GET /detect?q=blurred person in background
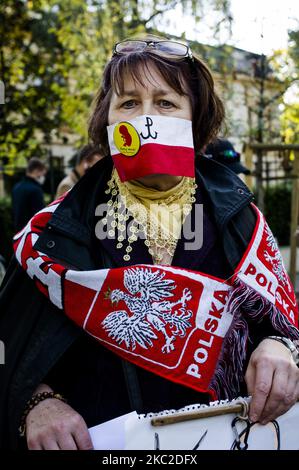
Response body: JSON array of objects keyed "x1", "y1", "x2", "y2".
[
  {"x1": 12, "y1": 157, "x2": 47, "y2": 233},
  {"x1": 55, "y1": 144, "x2": 104, "y2": 198},
  {"x1": 205, "y1": 138, "x2": 251, "y2": 175}
]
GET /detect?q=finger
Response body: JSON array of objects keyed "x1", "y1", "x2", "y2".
[
  {"x1": 295, "y1": 380, "x2": 299, "y2": 402},
  {"x1": 58, "y1": 434, "x2": 78, "y2": 450},
  {"x1": 249, "y1": 360, "x2": 274, "y2": 422},
  {"x1": 261, "y1": 367, "x2": 298, "y2": 423},
  {"x1": 245, "y1": 362, "x2": 256, "y2": 396},
  {"x1": 259, "y1": 365, "x2": 289, "y2": 424},
  {"x1": 40, "y1": 438, "x2": 60, "y2": 450},
  {"x1": 27, "y1": 437, "x2": 43, "y2": 450},
  {"x1": 73, "y1": 422, "x2": 94, "y2": 450}
]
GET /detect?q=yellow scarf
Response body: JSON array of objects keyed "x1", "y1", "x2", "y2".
[{"x1": 110, "y1": 169, "x2": 197, "y2": 264}]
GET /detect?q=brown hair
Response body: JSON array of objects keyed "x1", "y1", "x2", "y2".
[
  {"x1": 89, "y1": 37, "x2": 225, "y2": 155},
  {"x1": 76, "y1": 144, "x2": 102, "y2": 165},
  {"x1": 26, "y1": 157, "x2": 47, "y2": 173}
]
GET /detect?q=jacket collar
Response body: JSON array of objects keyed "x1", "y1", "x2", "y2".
[
  {"x1": 195, "y1": 156, "x2": 253, "y2": 229},
  {"x1": 24, "y1": 175, "x2": 40, "y2": 186}
]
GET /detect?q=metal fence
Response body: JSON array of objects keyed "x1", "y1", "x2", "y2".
[{"x1": 243, "y1": 144, "x2": 299, "y2": 287}]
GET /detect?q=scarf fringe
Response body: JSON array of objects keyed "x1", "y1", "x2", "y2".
[{"x1": 209, "y1": 280, "x2": 299, "y2": 400}]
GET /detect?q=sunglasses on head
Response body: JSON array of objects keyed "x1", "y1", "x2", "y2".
[{"x1": 113, "y1": 39, "x2": 193, "y2": 61}]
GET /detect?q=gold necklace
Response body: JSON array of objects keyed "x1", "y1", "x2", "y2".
[{"x1": 101, "y1": 170, "x2": 197, "y2": 263}]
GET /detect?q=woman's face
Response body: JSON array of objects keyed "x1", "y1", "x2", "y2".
[
  {"x1": 108, "y1": 63, "x2": 192, "y2": 125},
  {"x1": 108, "y1": 63, "x2": 192, "y2": 190}
]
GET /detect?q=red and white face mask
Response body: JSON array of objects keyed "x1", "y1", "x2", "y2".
[{"x1": 107, "y1": 115, "x2": 195, "y2": 182}]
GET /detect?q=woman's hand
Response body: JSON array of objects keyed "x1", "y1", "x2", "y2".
[
  {"x1": 245, "y1": 338, "x2": 299, "y2": 424},
  {"x1": 25, "y1": 384, "x2": 94, "y2": 450}
]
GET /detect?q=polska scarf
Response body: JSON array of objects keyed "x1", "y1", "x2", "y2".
[{"x1": 13, "y1": 198, "x2": 299, "y2": 400}]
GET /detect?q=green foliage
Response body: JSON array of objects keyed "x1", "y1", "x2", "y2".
[
  {"x1": 0, "y1": 0, "x2": 232, "y2": 171},
  {"x1": 0, "y1": 1, "x2": 66, "y2": 170},
  {"x1": 49, "y1": 0, "x2": 231, "y2": 143},
  {"x1": 279, "y1": 28, "x2": 299, "y2": 144},
  {"x1": 281, "y1": 102, "x2": 299, "y2": 144}
]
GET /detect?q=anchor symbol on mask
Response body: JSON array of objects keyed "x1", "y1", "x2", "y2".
[{"x1": 140, "y1": 117, "x2": 158, "y2": 140}]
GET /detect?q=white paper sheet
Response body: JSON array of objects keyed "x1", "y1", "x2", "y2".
[
  {"x1": 88, "y1": 411, "x2": 138, "y2": 450},
  {"x1": 89, "y1": 401, "x2": 299, "y2": 450}
]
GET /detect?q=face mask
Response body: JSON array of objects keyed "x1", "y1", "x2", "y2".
[
  {"x1": 107, "y1": 115, "x2": 195, "y2": 182},
  {"x1": 36, "y1": 175, "x2": 46, "y2": 185}
]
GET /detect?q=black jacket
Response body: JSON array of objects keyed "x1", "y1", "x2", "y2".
[
  {"x1": 12, "y1": 176, "x2": 45, "y2": 232},
  {"x1": 0, "y1": 156, "x2": 260, "y2": 448}
]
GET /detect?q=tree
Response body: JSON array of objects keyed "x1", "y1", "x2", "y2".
[
  {"x1": 48, "y1": 0, "x2": 232, "y2": 142},
  {"x1": 0, "y1": 0, "x2": 66, "y2": 172},
  {"x1": 0, "y1": 0, "x2": 232, "y2": 171},
  {"x1": 281, "y1": 102, "x2": 299, "y2": 144},
  {"x1": 279, "y1": 28, "x2": 299, "y2": 144}
]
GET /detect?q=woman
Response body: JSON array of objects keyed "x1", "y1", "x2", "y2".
[{"x1": 0, "y1": 36, "x2": 299, "y2": 450}]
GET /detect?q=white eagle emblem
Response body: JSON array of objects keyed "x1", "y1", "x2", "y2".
[{"x1": 102, "y1": 267, "x2": 193, "y2": 354}]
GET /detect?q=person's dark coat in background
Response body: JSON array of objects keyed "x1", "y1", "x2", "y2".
[{"x1": 12, "y1": 176, "x2": 45, "y2": 232}]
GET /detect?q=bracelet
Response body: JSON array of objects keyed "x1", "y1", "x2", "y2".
[
  {"x1": 265, "y1": 336, "x2": 299, "y2": 366},
  {"x1": 19, "y1": 391, "x2": 67, "y2": 437}
]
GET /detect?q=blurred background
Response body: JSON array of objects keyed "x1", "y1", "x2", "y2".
[{"x1": 0, "y1": 0, "x2": 299, "y2": 289}]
